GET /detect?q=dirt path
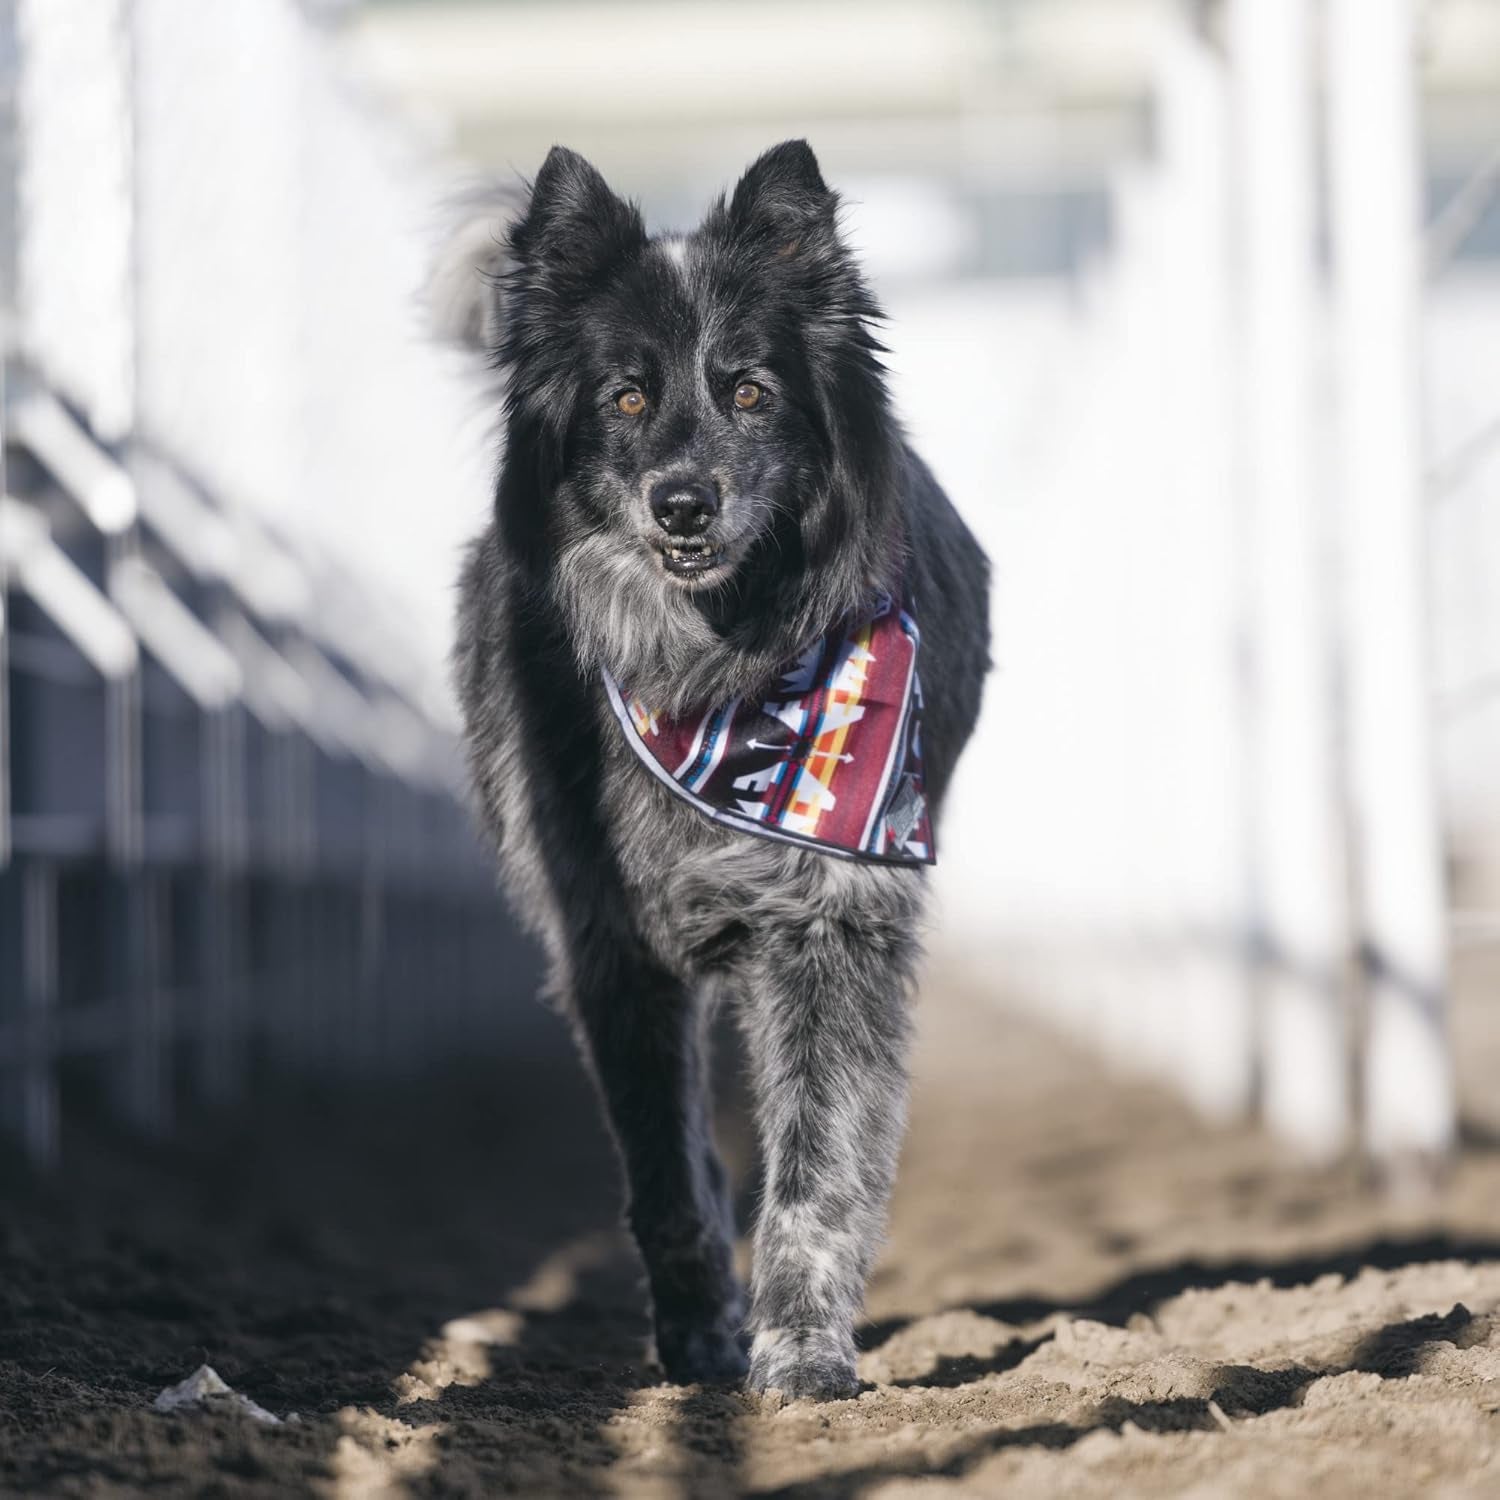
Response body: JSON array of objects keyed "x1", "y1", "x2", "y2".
[{"x1": 3, "y1": 979, "x2": 1499, "y2": 1498}]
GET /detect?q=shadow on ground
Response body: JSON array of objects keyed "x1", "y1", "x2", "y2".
[
  {"x1": 4, "y1": 992, "x2": 1500, "y2": 1498},
  {"x1": 0, "y1": 1000, "x2": 645, "y2": 1496}
]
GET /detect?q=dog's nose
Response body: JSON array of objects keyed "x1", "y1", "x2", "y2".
[{"x1": 649, "y1": 479, "x2": 719, "y2": 536}]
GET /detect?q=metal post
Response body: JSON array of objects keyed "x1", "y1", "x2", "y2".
[
  {"x1": 199, "y1": 701, "x2": 244, "y2": 1103},
  {"x1": 18, "y1": 858, "x2": 59, "y2": 1167},
  {"x1": 112, "y1": 0, "x2": 170, "y2": 1138},
  {"x1": 1, "y1": 0, "x2": 16, "y2": 879},
  {"x1": 0, "y1": 553, "x2": 9, "y2": 878},
  {"x1": 1328, "y1": 0, "x2": 1455, "y2": 1161},
  {"x1": 1229, "y1": 0, "x2": 1351, "y2": 1157}
]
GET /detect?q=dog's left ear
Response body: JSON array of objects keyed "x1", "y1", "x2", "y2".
[{"x1": 728, "y1": 140, "x2": 837, "y2": 250}]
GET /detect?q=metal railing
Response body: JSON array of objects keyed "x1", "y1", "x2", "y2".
[{"x1": 0, "y1": 0, "x2": 532, "y2": 1168}]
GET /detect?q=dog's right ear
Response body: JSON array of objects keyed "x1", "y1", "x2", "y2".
[{"x1": 510, "y1": 146, "x2": 645, "y2": 285}]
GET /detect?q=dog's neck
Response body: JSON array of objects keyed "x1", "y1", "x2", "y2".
[{"x1": 545, "y1": 512, "x2": 903, "y2": 718}]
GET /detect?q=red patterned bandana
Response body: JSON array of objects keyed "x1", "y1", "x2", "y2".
[{"x1": 602, "y1": 594, "x2": 933, "y2": 866}]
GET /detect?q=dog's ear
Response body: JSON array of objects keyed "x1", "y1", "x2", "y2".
[
  {"x1": 510, "y1": 146, "x2": 645, "y2": 283},
  {"x1": 728, "y1": 140, "x2": 836, "y2": 249}
]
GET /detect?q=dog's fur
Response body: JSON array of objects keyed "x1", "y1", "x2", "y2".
[{"x1": 450, "y1": 141, "x2": 990, "y2": 1400}]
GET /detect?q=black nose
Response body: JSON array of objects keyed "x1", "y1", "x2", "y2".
[{"x1": 649, "y1": 479, "x2": 719, "y2": 536}]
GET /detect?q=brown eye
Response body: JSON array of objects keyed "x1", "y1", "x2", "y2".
[
  {"x1": 617, "y1": 389, "x2": 646, "y2": 416},
  {"x1": 733, "y1": 381, "x2": 763, "y2": 411}
]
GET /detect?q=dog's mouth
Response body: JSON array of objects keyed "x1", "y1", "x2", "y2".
[{"x1": 657, "y1": 538, "x2": 726, "y2": 580}]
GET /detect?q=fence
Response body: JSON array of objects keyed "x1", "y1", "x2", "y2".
[
  {"x1": 0, "y1": 0, "x2": 532, "y2": 1169},
  {"x1": 6, "y1": 0, "x2": 1495, "y2": 1175},
  {"x1": 934, "y1": 0, "x2": 1499, "y2": 1164}
]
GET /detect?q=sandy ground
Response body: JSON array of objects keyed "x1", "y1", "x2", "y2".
[{"x1": 3, "y1": 976, "x2": 1499, "y2": 1499}]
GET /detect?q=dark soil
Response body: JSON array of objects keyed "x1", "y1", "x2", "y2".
[{"x1": 3, "y1": 981, "x2": 1499, "y2": 1498}]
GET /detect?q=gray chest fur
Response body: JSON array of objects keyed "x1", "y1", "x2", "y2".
[{"x1": 485, "y1": 646, "x2": 926, "y2": 985}]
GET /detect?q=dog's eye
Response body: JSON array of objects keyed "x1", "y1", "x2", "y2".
[
  {"x1": 616, "y1": 389, "x2": 647, "y2": 416},
  {"x1": 733, "y1": 382, "x2": 764, "y2": 412}
]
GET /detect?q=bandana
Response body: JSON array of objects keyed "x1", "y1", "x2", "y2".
[{"x1": 602, "y1": 595, "x2": 933, "y2": 866}]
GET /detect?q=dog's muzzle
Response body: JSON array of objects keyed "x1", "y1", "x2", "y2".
[{"x1": 648, "y1": 478, "x2": 725, "y2": 577}]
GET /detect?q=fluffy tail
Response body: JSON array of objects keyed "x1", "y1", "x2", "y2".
[{"x1": 424, "y1": 181, "x2": 527, "y2": 360}]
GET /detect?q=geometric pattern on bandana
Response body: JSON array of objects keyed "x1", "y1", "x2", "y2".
[{"x1": 602, "y1": 594, "x2": 933, "y2": 866}]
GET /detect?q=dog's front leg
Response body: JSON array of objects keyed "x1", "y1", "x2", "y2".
[
  {"x1": 742, "y1": 911, "x2": 917, "y2": 1400},
  {"x1": 569, "y1": 942, "x2": 747, "y2": 1385}
]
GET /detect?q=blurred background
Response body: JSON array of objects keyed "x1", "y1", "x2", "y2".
[{"x1": 1, "y1": 0, "x2": 1498, "y2": 1174}]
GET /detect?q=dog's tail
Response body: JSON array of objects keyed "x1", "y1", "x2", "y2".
[{"x1": 424, "y1": 180, "x2": 526, "y2": 364}]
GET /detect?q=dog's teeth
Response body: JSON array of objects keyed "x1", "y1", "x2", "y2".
[{"x1": 661, "y1": 542, "x2": 722, "y2": 572}]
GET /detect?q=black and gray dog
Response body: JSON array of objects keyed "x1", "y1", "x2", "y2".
[{"x1": 450, "y1": 140, "x2": 990, "y2": 1401}]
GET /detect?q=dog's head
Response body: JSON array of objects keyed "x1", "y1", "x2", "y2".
[{"x1": 491, "y1": 141, "x2": 895, "y2": 599}]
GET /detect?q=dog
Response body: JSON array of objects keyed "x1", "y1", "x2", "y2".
[{"x1": 450, "y1": 140, "x2": 990, "y2": 1400}]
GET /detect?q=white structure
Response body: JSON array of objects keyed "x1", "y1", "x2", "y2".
[
  {"x1": 926, "y1": 0, "x2": 1477, "y2": 1162},
  {"x1": 1229, "y1": 0, "x2": 1351, "y2": 1158},
  {"x1": 1329, "y1": 0, "x2": 1455, "y2": 1159}
]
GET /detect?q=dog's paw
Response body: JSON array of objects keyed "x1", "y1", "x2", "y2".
[
  {"x1": 745, "y1": 1327, "x2": 858, "y2": 1402},
  {"x1": 655, "y1": 1317, "x2": 750, "y2": 1386}
]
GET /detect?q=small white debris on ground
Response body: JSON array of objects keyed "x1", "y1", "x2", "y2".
[{"x1": 152, "y1": 1364, "x2": 286, "y2": 1425}]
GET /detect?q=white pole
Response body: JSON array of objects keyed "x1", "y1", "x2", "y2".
[
  {"x1": 1228, "y1": 0, "x2": 1351, "y2": 1157},
  {"x1": 1151, "y1": 21, "x2": 1255, "y2": 1122},
  {"x1": 1327, "y1": 0, "x2": 1455, "y2": 1161}
]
